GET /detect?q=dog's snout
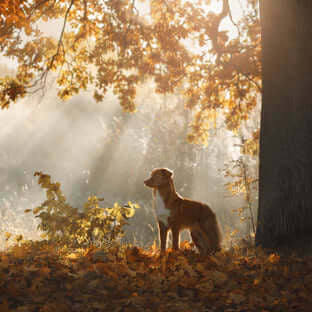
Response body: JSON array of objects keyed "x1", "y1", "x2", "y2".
[
  {"x1": 144, "y1": 176, "x2": 155, "y2": 188},
  {"x1": 144, "y1": 178, "x2": 151, "y2": 186}
]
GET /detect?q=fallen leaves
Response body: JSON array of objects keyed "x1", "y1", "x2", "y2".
[{"x1": 1, "y1": 241, "x2": 312, "y2": 311}]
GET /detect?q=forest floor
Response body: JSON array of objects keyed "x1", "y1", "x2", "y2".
[{"x1": 0, "y1": 241, "x2": 311, "y2": 312}]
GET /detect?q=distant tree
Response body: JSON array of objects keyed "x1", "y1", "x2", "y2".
[{"x1": 256, "y1": 0, "x2": 312, "y2": 251}]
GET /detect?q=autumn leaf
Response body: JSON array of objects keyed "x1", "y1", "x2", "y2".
[
  {"x1": 0, "y1": 254, "x2": 9, "y2": 268},
  {"x1": 228, "y1": 292, "x2": 247, "y2": 304},
  {"x1": 93, "y1": 263, "x2": 118, "y2": 279},
  {"x1": 0, "y1": 300, "x2": 10, "y2": 312},
  {"x1": 267, "y1": 253, "x2": 280, "y2": 264},
  {"x1": 39, "y1": 266, "x2": 51, "y2": 277}
]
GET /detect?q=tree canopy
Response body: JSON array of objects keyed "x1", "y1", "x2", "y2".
[{"x1": 0, "y1": 0, "x2": 261, "y2": 144}]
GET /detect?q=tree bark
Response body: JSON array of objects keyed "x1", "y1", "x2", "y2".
[{"x1": 256, "y1": 0, "x2": 312, "y2": 250}]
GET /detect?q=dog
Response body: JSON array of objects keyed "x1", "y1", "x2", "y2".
[{"x1": 144, "y1": 168, "x2": 221, "y2": 253}]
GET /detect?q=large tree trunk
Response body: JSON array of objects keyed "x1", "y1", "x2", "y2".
[{"x1": 256, "y1": 0, "x2": 312, "y2": 250}]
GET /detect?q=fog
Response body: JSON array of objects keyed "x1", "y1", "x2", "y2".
[{"x1": 0, "y1": 63, "x2": 259, "y2": 249}]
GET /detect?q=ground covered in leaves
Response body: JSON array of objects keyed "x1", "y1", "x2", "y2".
[{"x1": 0, "y1": 241, "x2": 312, "y2": 312}]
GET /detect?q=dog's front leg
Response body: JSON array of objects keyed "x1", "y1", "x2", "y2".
[{"x1": 158, "y1": 221, "x2": 168, "y2": 253}]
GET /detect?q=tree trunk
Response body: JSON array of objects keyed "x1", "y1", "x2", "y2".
[{"x1": 256, "y1": 0, "x2": 312, "y2": 250}]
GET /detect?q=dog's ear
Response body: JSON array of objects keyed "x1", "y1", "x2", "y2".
[{"x1": 163, "y1": 168, "x2": 173, "y2": 178}]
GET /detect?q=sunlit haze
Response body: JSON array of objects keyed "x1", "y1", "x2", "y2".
[{"x1": 0, "y1": 0, "x2": 259, "y2": 249}]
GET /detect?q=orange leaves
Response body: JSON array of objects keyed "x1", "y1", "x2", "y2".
[
  {"x1": 228, "y1": 292, "x2": 247, "y2": 305},
  {"x1": 0, "y1": 300, "x2": 9, "y2": 312},
  {"x1": 0, "y1": 0, "x2": 262, "y2": 155},
  {"x1": 0, "y1": 254, "x2": 9, "y2": 268},
  {"x1": 187, "y1": 108, "x2": 218, "y2": 145},
  {"x1": 93, "y1": 263, "x2": 119, "y2": 279},
  {"x1": 0, "y1": 77, "x2": 26, "y2": 109},
  {"x1": 267, "y1": 253, "x2": 280, "y2": 264},
  {"x1": 0, "y1": 0, "x2": 261, "y2": 144},
  {"x1": 0, "y1": 0, "x2": 27, "y2": 27},
  {"x1": 1, "y1": 241, "x2": 312, "y2": 311},
  {"x1": 241, "y1": 134, "x2": 259, "y2": 157}
]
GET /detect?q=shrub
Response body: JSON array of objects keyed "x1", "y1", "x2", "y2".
[{"x1": 25, "y1": 172, "x2": 138, "y2": 248}]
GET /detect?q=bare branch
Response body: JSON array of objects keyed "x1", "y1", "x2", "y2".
[
  {"x1": 227, "y1": 0, "x2": 242, "y2": 38},
  {"x1": 209, "y1": 0, "x2": 230, "y2": 59},
  {"x1": 240, "y1": 72, "x2": 262, "y2": 94},
  {"x1": 49, "y1": 0, "x2": 75, "y2": 70},
  {"x1": 28, "y1": 0, "x2": 75, "y2": 91}
]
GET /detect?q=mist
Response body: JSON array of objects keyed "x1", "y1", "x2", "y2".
[{"x1": 0, "y1": 63, "x2": 259, "y2": 249}]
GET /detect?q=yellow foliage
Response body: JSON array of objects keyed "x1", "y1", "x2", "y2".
[
  {"x1": 0, "y1": 0, "x2": 261, "y2": 143},
  {"x1": 29, "y1": 171, "x2": 138, "y2": 248}
]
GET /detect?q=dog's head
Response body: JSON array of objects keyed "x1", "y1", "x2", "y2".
[{"x1": 144, "y1": 168, "x2": 173, "y2": 188}]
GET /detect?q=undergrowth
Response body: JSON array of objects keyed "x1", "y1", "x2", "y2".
[{"x1": 23, "y1": 172, "x2": 139, "y2": 249}]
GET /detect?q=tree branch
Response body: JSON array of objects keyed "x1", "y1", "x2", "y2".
[
  {"x1": 26, "y1": 0, "x2": 75, "y2": 94},
  {"x1": 240, "y1": 72, "x2": 262, "y2": 94},
  {"x1": 209, "y1": 0, "x2": 230, "y2": 59},
  {"x1": 227, "y1": 0, "x2": 242, "y2": 38},
  {"x1": 49, "y1": 0, "x2": 75, "y2": 70}
]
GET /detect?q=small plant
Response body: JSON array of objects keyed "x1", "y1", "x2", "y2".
[
  {"x1": 25, "y1": 172, "x2": 138, "y2": 248},
  {"x1": 224, "y1": 157, "x2": 258, "y2": 240}
]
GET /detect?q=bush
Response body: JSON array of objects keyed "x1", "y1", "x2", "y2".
[{"x1": 25, "y1": 172, "x2": 138, "y2": 248}]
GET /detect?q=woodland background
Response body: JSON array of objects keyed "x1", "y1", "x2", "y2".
[
  {"x1": 3, "y1": 1, "x2": 312, "y2": 311},
  {"x1": 0, "y1": 0, "x2": 260, "y2": 249}
]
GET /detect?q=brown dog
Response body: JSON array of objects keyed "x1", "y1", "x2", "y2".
[{"x1": 144, "y1": 168, "x2": 221, "y2": 253}]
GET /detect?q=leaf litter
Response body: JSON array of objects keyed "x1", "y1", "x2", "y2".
[{"x1": 1, "y1": 241, "x2": 312, "y2": 312}]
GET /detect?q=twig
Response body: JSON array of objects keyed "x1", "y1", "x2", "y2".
[
  {"x1": 27, "y1": 0, "x2": 75, "y2": 91},
  {"x1": 240, "y1": 157, "x2": 256, "y2": 236},
  {"x1": 227, "y1": 0, "x2": 242, "y2": 38},
  {"x1": 240, "y1": 72, "x2": 262, "y2": 94},
  {"x1": 209, "y1": 0, "x2": 230, "y2": 60},
  {"x1": 48, "y1": 0, "x2": 75, "y2": 70}
]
